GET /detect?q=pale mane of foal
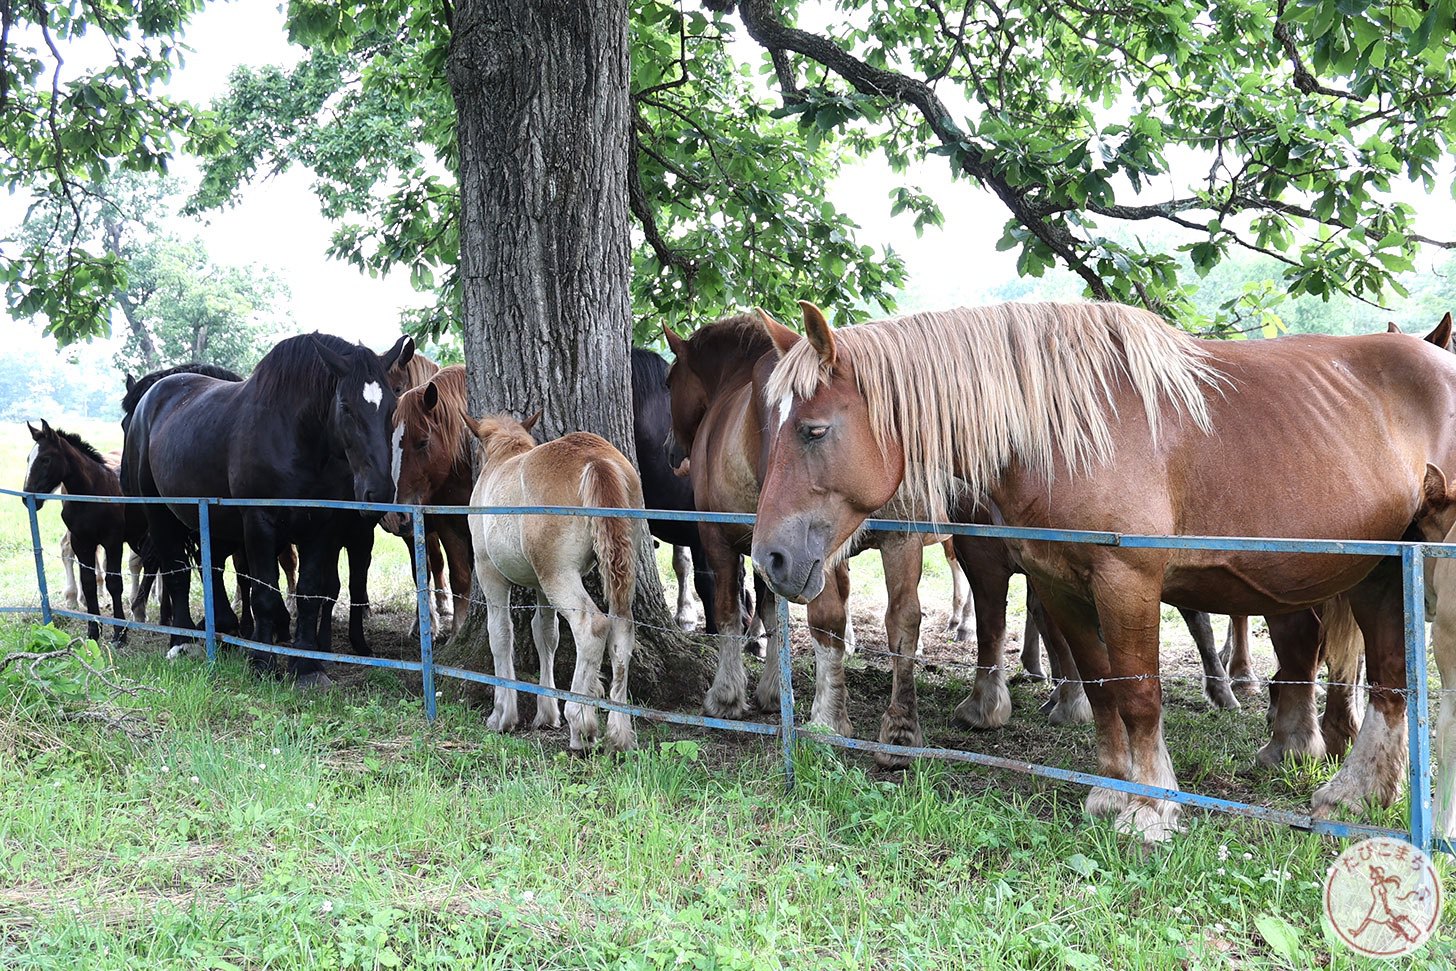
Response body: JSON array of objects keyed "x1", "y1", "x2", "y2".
[
  {"x1": 396, "y1": 365, "x2": 472, "y2": 469},
  {"x1": 765, "y1": 301, "x2": 1221, "y2": 519}
]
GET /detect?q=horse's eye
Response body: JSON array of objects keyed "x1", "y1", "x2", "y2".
[
  {"x1": 415, "y1": 440, "x2": 428, "y2": 451},
  {"x1": 801, "y1": 424, "x2": 829, "y2": 442}
]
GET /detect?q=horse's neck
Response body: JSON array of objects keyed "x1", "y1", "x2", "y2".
[{"x1": 59, "y1": 447, "x2": 115, "y2": 496}]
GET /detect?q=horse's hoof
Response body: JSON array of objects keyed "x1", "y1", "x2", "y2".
[
  {"x1": 1203, "y1": 679, "x2": 1241, "y2": 711},
  {"x1": 876, "y1": 715, "x2": 922, "y2": 768},
  {"x1": 746, "y1": 639, "x2": 767, "y2": 661},
  {"x1": 294, "y1": 671, "x2": 334, "y2": 691},
  {"x1": 951, "y1": 683, "x2": 1011, "y2": 729},
  {"x1": 1086, "y1": 786, "x2": 1128, "y2": 818},
  {"x1": 1116, "y1": 800, "x2": 1182, "y2": 844}
]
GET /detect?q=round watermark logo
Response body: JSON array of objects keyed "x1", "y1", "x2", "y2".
[{"x1": 1323, "y1": 837, "x2": 1443, "y2": 958}]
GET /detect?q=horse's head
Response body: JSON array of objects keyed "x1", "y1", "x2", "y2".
[
  {"x1": 663, "y1": 326, "x2": 705, "y2": 473},
  {"x1": 750, "y1": 302, "x2": 904, "y2": 603},
  {"x1": 384, "y1": 336, "x2": 425, "y2": 396},
  {"x1": 23, "y1": 420, "x2": 65, "y2": 503},
  {"x1": 382, "y1": 368, "x2": 469, "y2": 535},
  {"x1": 313, "y1": 335, "x2": 411, "y2": 508}
]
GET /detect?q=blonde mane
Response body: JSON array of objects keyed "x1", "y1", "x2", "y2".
[
  {"x1": 766, "y1": 301, "x2": 1220, "y2": 519},
  {"x1": 473, "y1": 414, "x2": 538, "y2": 468},
  {"x1": 396, "y1": 365, "x2": 472, "y2": 469}
]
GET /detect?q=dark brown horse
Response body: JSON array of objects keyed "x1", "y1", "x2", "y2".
[{"x1": 751, "y1": 300, "x2": 1456, "y2": 842}]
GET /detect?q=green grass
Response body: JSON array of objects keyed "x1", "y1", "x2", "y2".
[
  {"x1": 2, "y1": 619, "x2": 1452, "y2": 969},
  {"x1": 3, "y1": 422, "x2": 1455, "y2": 967}
]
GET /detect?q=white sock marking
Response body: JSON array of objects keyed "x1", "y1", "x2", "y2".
[
  {"x1": 390, "y1": 424, "x2": 404, "y2": 499},
  {"x1": 363, "y1": 381, "x2": 383, "y2": 409}
]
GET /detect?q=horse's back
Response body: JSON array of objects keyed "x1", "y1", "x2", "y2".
[{"x1": 125, "y1": 372, "x2": 246, "y2": 502}]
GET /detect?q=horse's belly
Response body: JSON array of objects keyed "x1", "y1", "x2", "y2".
[{"x1": 1160, "y1": 551, "x2": 1383, "y2": 614}]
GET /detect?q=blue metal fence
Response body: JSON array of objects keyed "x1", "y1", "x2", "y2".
[{"x1": 3, "y1": 485, "x2": 1448, "y2": 856}]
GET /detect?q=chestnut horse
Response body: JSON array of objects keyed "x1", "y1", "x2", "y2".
[
  {"x1": 383, "y1": 364, "x2": 475, "y2": 636},
  {"x1": 1410, "y1": 462, "x2": 1456, "y2": 839},
  {"x1": 468, "y1": 412, "x2": 645, "y2": 752},
  {"x1": 667, "y1": 316, "x2": 1063, "y2": 748},
  {"x1": 752, "y1": 300, "x2": 1456, "y2": 842}
]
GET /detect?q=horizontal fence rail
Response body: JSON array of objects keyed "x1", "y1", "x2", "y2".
[{"x1": 2, "y1": 486, "x2": 1447, "y2": 855}]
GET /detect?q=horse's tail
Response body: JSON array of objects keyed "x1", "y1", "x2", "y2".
[{"x1": 579, "y1": 458, "x2": 638, "y2": 619}]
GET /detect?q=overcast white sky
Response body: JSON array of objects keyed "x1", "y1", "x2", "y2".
[{"x1": 5, "y1": 2, "x2": 1454, "y2": 365}]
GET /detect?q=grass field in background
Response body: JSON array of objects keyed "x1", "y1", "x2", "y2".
[{"x1": 2, "y1": 420, "x2": 1454, "y2": 967}]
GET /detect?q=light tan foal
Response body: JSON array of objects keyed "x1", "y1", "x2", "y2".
[{"x1": 468, "y1": 412, "x2": 645, "y2": 753}]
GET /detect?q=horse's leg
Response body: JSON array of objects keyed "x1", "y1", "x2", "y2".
[
  {"x1": 672, "y1": 544, "x2": 697, "y2": 630},
  {"x1": 1092, "y1": 561, "x2": 1181, "y2": 843},
  {"x1": 750, "y1": 583, "x2": 783, "y2": 714},
  {"x1": 1182, "y1": 607, "x2": 1239, "y2": 710},
  {"x1": 344, "y1": 525, "x2": 372, "y2": 656},
  {"x1": 689, "y1": 541, "x2": 718, "y2": 636},
  {"x1": 235, "y1": 551, "x2": 255, "y2": 641},
  {"x1": 1314, "y1": 574, "x2": 1408, "y2": 816},
  {"x1": 603, "y1": 590, "x2": 637, "y2": 753},
  {"x1": 241, "y1": 512, "x2": 286, "y2": 676},
  {"x1": 1224, "y1": 615, "x2": 1259, "y2": 697},
  {"x1": 59, "y1": 532, "x2": 80, "y2": 611},
  {"x1": 1039, "y1": 596, "x2": 1092, "y2": 725},
  {"x1": 440, "y1": 523, "x2": 474, "y2": 637},
  {"x1": 876, "y1": 536, "x2": 926, "y2": 766},
  {"x1": 74, "y1": 540, "x2": 103, "y2": 643},
  {"x1": 102, "y1": 540, "x2": 126, "y2": 645},
  {"x1": 127, "y1": 549, "x2": 148, "y2": 621},
  {"x1": 1431, "y1": 561, "x2": 1456, "y2": 838},
  {"x1": 946, "y1": 539, "x2": 974, "y2": 642},
  {"x1": 530, "y1": 594, "x2": 562, "y2": 729},
  {"x1": 1258, "y1": 610, "x2": 1325, "y2": 765},
  {"x1": 278, "y1": 544, "x2": 299, "y2": 613},
  {"x1": 1034, "y1": 583, "x2": 1132, "y2": 820},
  {"x1": 951, "y1": 546, "x2": 1011, "y2": 729},
  {"x1": 208, "y1": 536, "x2": 241, "y2": 638},
  {"x1": 837, "y1": 562, "x2": 856, "y2": 657},
  {"x1": 745, "y1": 563, "x2": 768, "y2": 660},
  {"x1": 428, "y1": 531, "x2": 450, "y2": 625},
  {"x1": 804, "y1": 562, "x2": 853, "y2": 736},
  {"x1": 315, "y1": 541, "x2": 341, "y2": 654},
  {"x1": 545, "y1": 574, "x2": 608, "y2": 753},
  {"x1": 1020, "y1": 606, "x2": 1045, "y2": 680},
  {"x1": 702, "y1": 526, "x2": 750, "y2": 719},
  {"x1": 477, "y1": 564, "x2": 519, "y2": 734}
]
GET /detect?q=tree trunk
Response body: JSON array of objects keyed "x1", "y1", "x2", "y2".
[{"x1": 446, "y1": 0, "x2": 709, "y2": 705}]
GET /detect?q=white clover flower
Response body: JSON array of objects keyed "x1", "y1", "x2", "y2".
[
  {"x1": 160, "y1": 764, "x2": 170, "y2": 774},
  {"x1": 522, "y1": 890, "x2": 535, "y2": 903},
  {"x1": 1217, "y1": 845, "x2": 1229, "y2": 861},
  {"x1": 190, "y1": 775, "x2": 200, "y2": 785},
  {"x1": 320, "y1": 900, "x2": 333, "y2": 914},
  {"x1": 258, "y1": 763, "x2": 266, "y2": 770},
  {"x1": 1242, "y1": 852, "x2": 1253, "y2": 860},
  {"x1": 271, "y1": 747, "x2": 281, "y2": 755}
]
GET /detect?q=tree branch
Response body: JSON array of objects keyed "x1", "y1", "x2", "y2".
[{"x1": 725, "y1": 0, "x2": 1114, "y2": 301}]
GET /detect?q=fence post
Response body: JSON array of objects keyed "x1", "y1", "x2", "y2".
[
  {"x1": 24, "y1": 494, "x2": 51, "y2": 625},
  {"x1": 412, "y1": 511, "x2": 438, "y2": 723},
  {"x1": 198, "y1": 498, "x2": 218, "y2": 663},
  {"x1": 777, "y1": 595, "x2": 794, "y2": 790},
  {"x1": 1402, "y1": 543, "x2": 1433, "y2": 852}
]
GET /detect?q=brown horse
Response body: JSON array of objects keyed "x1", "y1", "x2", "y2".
[
  {"x1": 382, "y1": 364, "x2": 475, "y2": 636},
  {"x1": 382, "y1": 346, "x2": 453, "y2": 629},
  {"x1": 468, "y1": 412, "x2": 644, "y2": 752},
  {"x1": 751, "y1": 300, "x2": 1456, "y2": 842},
  {"x1": 666, "y1": 315, "x2": 1022, "y2": 750}
]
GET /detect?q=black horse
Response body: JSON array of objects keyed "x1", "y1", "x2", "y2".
[
  {"x1": 122, "y1": 333, "x2": 410, "y2": 685},
  {"x1": 24, "y1": 422, "x2": 150, "y2": 644}
]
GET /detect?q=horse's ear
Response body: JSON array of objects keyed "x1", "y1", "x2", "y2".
[
  {"x1": 1387, "y1": 322, "x2": 1402, "y2": 334},
  {"x1": 27, "y1": 422, "x2": 42, "y2": 441},
  {"x1": 39, "y1": 419, "x2": 53, "y2": 437},
  {"x1": 520, "y1": 409, "x2": 542, "y2": 434},
  {"x1": 798, "y1": 300, "x2": 836, "y2": 367},
  {"x1": 1425, "y1": 313, "x2": 1453, "y2": 350},
  {"x1": 663, "y1": 326, "x2": 688, "y2": 360},
  {"x1": 312, "y1": 336, "x2": 354, "y2": 378},
  {"x1": 381, "y1": 334, "x2": 414, "y2": 372},
  {"x1": 422, "y1": 380, "x2": 440, "y2": 412},
  {"x1": 756, "y1": 307, "x2": 800, "y2": 358},
  {"x1": 1424, "y1": 463, "x2": 1453, "y2": 509},
  {"x1": 125, "y1": 374, "x2": 136, "y2": 393}
]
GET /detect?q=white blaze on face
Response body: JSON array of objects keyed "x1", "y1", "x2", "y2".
[
  {"x1": 362, "y1": 381, "x2": 383, "y2": 409},
  {"x1": 777, "y1": 393, "x2": 794, "y2": 429},
  {"x1": 25, "y1": 444, "x2": 38, "y2": 479},
  {"x1": 390, "y1": 424, "x2": 404, "y2": 499}
]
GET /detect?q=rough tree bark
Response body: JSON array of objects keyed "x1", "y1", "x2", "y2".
[{"x1": 445, "y1": 0, "x2": 709, "y2": 704}]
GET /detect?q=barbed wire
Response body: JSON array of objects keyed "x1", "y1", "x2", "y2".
[{"x1": 26, "y1": 551, "x2": 1434, "y2": 696}]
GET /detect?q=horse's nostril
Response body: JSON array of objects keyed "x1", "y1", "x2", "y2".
[{"x1": 767, "y1": 550, "x2": 786, "y2": 577}]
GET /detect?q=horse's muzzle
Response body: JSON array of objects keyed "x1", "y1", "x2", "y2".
[
  {"x1": 752, "y1": 521, "x2": 829, "y2": 604},
  {"x1": 379, "y1": 512, "x2": 408, "y2": 537}
]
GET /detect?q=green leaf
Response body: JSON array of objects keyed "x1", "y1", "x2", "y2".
[{"x1": 1254, "y1": 913, "x2": 1302, "y2": 966}]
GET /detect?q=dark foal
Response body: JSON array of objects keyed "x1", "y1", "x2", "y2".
[{"x1": 25, "y1": 422, "x2": 147, "y2": 644}]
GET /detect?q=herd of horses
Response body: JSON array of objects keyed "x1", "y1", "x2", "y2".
[{"x1": 19, "y1": 302, "x2": 1456, "y2": 844}]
